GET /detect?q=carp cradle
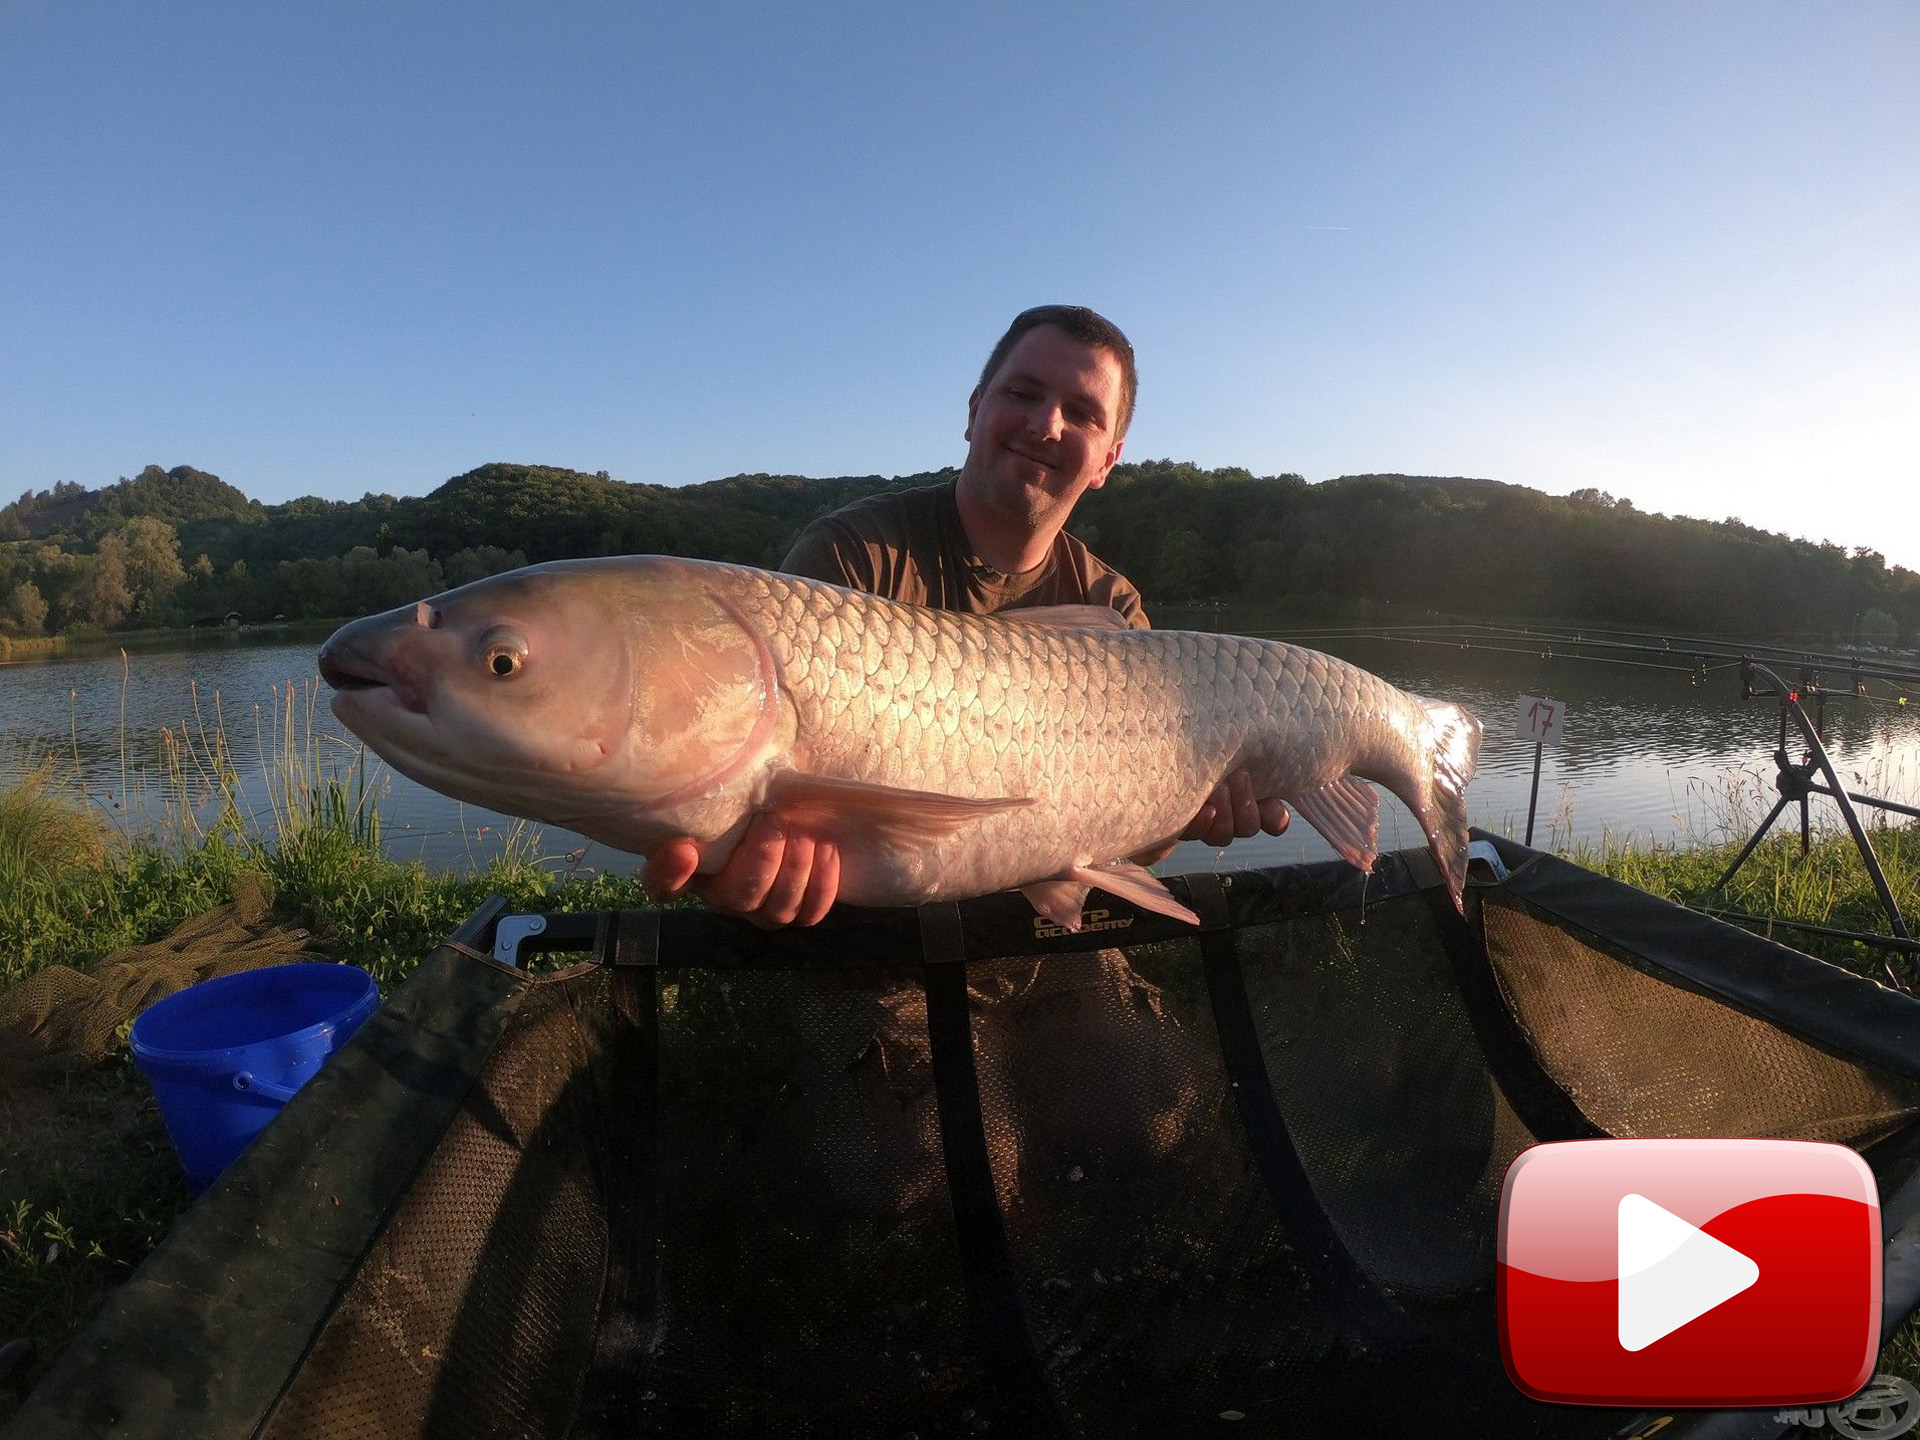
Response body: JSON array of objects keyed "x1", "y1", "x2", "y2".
[{"x1": 11, "y1": 832, "x2": 1920, "y2": 1440}]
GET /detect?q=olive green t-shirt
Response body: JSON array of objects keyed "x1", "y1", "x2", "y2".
[{"x1": 780, "y1": 480, "x2": 1150, "y2": 628}]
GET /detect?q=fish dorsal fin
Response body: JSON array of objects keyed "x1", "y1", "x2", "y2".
[
  {"x1": 764, "y1": 772, "x2": 1034, "y2": 849},
  {"x1": 1000, "y1": 604, "x2": 1130, "y2": 630},
  {"x1": 1018, "y1": 860, "x2": 1201, "y2": 931},
  {"x1": 1290, "y1": 776, "x2": 1380, "y2": 873}
]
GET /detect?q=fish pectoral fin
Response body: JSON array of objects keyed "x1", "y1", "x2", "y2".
[
  {"x1": 1019, "y1": 879, "x2": 1094, "y2": 931},
  {"x1": 764, "y1": 772, "x2": 1034, "y2": 848},
  {"x1": 998, "y1": 603, "x2": 1130, "y2": 630},
  {"x1": 1290, "y1": 776, "x2": 1381, "y2": 873},
  {"x1": 1062, "y1": 860, "x2": 1202, "y2": 927}
]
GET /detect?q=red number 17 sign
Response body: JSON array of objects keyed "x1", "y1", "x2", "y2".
[{"x1": 1517, "y1": 695, "x2": 1566, "y2": 747}]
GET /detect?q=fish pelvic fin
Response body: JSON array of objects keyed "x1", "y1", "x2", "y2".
[
  {"x1": 763, "y1": 772, "x2": 1035, "y2": 849},
  {"x1": 1064, "y1": 860, "x2": 1202, "y2": 927},
  {"x1": 1018, "y1": 861, "x2": 1202, "y2": 932},
  {"x1": 1020, "y1": 878, "x2": 1094, "y2": 931},
  {"x1": 1290, "y1": 777, "x2": 1381, "y2": 876},
  {"x1": 1410, "y1": 697, "x2": 1483, "y2": 913}
]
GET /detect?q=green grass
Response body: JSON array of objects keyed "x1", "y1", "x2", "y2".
[
  {"x1": 1572, "y1": 823, "x2": 1920, "y2": 991},
  {"x1": 0, "y1": 1059, "x2": 189, "y2": 1404},
  {"x1": 3, "y1": 719, "x2": 1919, "y2": 1416}
]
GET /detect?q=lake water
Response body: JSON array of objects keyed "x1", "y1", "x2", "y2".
[{"x1": 4, "y1": 618, "x2": 1918, "y2": 881}]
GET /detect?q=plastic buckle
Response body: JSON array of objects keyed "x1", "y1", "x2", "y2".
[
  {"x1": 1466, "y1": 840, "x2": 1509, "y2": 883},
  {"x1": 491, "y1": 914, "x2": 548, "y2": 967}
]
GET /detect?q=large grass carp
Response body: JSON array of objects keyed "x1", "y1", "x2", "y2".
[{"x1": 318, "y1": 556, "x2": 1482, "y2": 925}]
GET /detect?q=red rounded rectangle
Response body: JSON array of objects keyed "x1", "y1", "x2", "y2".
[{"x1": 1497, "y1": 1138, "x2": 1881, "y2": 1407}]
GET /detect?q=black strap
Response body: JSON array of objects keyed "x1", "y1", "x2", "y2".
[
  {"x1": 1193, "y1": 873, "x2": 1421, "y2": 1347},
  {"x1": 610, "y1": 907, "x2": 659, "y2": 969},
  {"x1": 1424, "y1": 889, "x2": 1608, "y2": 1143},
  {"x1": 583, "y1": 908, "x2": 661, "y2": 1415},
  {"x1": 1184, "y1": 867, "x2": 1234, "y2": 931},
  {"x1": 920, "y1": 904, "x2": 1066, "y2": 1437},
  {"x1": 609, "y1": 911, "x2": 660, "y2": 1322}
]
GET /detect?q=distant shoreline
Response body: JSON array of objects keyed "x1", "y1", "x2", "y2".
[{"x1": 0, "y1": 619, "x2": 342, "y2": 666}]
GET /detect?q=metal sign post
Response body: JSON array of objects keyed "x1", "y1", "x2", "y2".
[{"x1": 1516, "y1": 695, "x2": 1566, "y2": 847}]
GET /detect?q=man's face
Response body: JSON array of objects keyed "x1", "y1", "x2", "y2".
[{"x1": 959, "y1": 324, "x2": 1127, "y2": 538}]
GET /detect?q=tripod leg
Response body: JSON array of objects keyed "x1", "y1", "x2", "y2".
[
  {"x1": 1711, "y1": 795, "x2": 1792, "y2": 894},
  {"x1": 1779, "y1": 697, "x2": 1913, "y2": 974}
]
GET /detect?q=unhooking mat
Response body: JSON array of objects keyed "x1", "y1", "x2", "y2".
[{"x1": 8, "y1": 832, "x2": 1920, "y2": 1440}]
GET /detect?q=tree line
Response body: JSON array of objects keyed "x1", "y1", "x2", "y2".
[{"x1": 2, "y1": 461, "x2": 1914, "y2": 646}]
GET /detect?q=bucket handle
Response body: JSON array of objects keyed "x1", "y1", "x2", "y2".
[{"x1": 232, "y1": 1072, "x2": 301, "y2": 1104}]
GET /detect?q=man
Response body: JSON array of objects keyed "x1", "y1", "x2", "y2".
[
  {"x1": 644, "y1": 306, "x2": 1291, "y2": 1206},
  {"x1": 642, "y1": 304, "x2": 1288, "y2": 920}
]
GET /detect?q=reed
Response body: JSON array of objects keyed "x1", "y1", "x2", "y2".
[
  {"x1": 0, "y1": 762, "x2": 117, "y2": 893},
  {"x1": 0, "y1": 764, "x2": 129, "y2": 987}
]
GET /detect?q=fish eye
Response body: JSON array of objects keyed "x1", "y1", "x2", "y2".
[{"x1": 478, "y1": 627, "x2": 529, "y2": 680}]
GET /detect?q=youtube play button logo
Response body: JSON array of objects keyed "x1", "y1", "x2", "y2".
[
  {"x1": 1616, "y1": 1193, "x2": 1759, "y2": 1351},
  {"x1": 1499, "y1": 1139, "x2": 1881, "y2": 1407}
]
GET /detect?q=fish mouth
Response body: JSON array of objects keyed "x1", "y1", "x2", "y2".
[
  {"x1": 318, "y1": 651, "x2": 384, "y2": 692},
  {"x1": 318, "y1": 644, "x2": 427, "y2": 714}
]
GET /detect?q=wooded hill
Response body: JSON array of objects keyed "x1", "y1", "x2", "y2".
[{"x1": 2, "y1": 461, "x2": 1913, "y2": 646}]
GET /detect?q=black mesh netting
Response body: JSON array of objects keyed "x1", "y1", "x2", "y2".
[
  {"x1": 260, "y1": 973, "x2": 607, "y2": 1440},
  {"x1": 11, "y1": 841, "x2": 1920, "y2": 1440},
  {"x1": 1481, "y1": 893, "x2": 1920, "y2": 1147}
]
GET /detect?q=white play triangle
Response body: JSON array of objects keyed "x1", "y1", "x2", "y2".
[{"x1": 1617, "y1": 1193, "x2": 1761, "y2": 1352}]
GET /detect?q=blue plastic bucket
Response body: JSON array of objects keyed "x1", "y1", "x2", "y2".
[{"x1": 129, "y1": 963, "x2": 381, "y2": 1191}]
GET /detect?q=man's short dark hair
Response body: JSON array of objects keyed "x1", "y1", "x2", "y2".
[{"x1": 977, "y1": 305, "x2": 1138, "y2": 438}]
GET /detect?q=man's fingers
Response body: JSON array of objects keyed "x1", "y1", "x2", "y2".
[
  {"x1": 793, "y1": 840, "x2": 841, "y2": 927},
  {"x1": 641, "y1": 839, "x2": 700, "y2": 902},
  {"x1": 700, "y1": 815, "x2": 787, "y2": 914},
  {"x1": 1227, "y1": 770, "x2": 1260, "y2": 838},
  {"x1": 1196, "y1": 780, "x2": 1236, "y2": 847},
  {"x1": 750, "y1": 830, "x2": 816, "y2": 927},
  {"x1": 671, "y1": 815, "x2": 841, "y2": 928},
  {"x1": 1180, "y1": 774, "x2": 1286, "y2": 848},
  {"x1": 1175, "y1": 779, "x2": 1236, "y2": 844},
  {"x1": 1179, "y1": 798, "x2": 1221, "y2": 843}
]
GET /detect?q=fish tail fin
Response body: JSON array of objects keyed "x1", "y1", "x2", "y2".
[{"x1": 1410, "y1": 697, "x2": 1483, "y2": 913}]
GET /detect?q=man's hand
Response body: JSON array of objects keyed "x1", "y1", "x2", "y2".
[
  {"x1": 641, "y1": 815, "x2": 842, "y2": 928},
  {"x1": 1182, "y1": 769, "x2": 1290, "y2": 848},
  {"x1": 1128, "y1": 769, "x2": 1291, "y2": 866}
]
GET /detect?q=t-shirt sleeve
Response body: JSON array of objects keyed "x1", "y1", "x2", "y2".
[
  {"x1": 1086, "y1": 570, "x2": 1151, "y2": 629},
  {"x1": 781, "y1": 518, "x2": 877, "y2": 590}
]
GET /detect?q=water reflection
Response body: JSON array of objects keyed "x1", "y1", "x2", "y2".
[{"x1": 4, "y1": 628, "x2": 1918, "y2": 879}]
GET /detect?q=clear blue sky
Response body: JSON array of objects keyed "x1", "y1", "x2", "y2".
[{"x1": 4, "y1": 3, "x2": 1915, "y2": 567}]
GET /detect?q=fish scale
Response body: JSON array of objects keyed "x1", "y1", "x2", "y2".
[
  {"x1": 318, "y1": 556, "x2": 1484, "y2": 924},
  {"x1": 730, "y1": 565, "x2": 1475, "y2": 908}
]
